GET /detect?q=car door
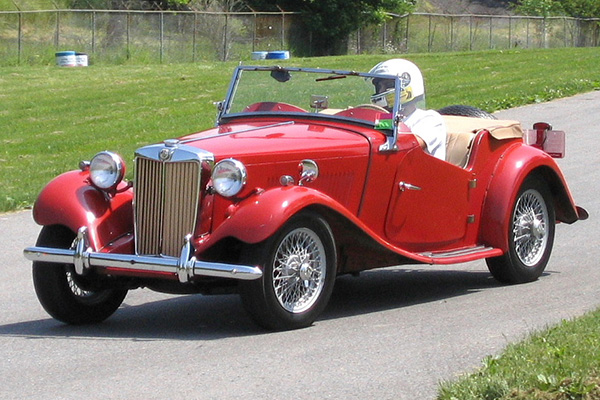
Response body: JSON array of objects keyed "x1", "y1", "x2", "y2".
[{"x1": 384, "y1": 147, "x2": 472, "y2": 252}]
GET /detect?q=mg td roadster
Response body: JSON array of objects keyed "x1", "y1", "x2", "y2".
[{"x1": 24, "y1": 65, "x2": 588, "y2": 331}]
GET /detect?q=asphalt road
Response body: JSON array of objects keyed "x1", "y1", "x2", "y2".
[{"x1": 1, "y1": 91, "x2": 599, "y2": 399}]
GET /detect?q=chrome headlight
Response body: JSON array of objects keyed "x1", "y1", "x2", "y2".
[
  {"x1": 211, "y1": 158, "x2": 247, "y2": 197},
  {"x1": 89, "y1": 151, "x2": 125, "y2": 191}
]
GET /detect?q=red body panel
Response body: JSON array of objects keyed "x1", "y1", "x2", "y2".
[
  {"x1": 32, "y1": 170, "x2": 133, "y2": 251},
  {"x1": 31, "y1": 114, "x2": 583, "y2": 271}
]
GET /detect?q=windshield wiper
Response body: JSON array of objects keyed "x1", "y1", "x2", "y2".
[{"x1": 315, "y1": 75, "x2": 347, "y2": 82}]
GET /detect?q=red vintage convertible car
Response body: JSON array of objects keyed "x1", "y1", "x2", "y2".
[{"x1": 24, "y1": 65, "x2": 588, "y2": 330}]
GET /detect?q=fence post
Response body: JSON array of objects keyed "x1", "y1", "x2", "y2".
[
  {"x1": 91, "y1": 11, "x2": 96, "y2": 56},
  {"x1": 450, "y1": 16, "x2": 454, "y2": 51},
  {"x1": 383, "y1": 20, "x2": 387, "y2": 51},
  {"x1": 127, "y1": 12, "x2": 131, "y2": 60},
  {"x1": 11, "y1": 2, "x2": 23, "y2": 64},
  {"x1": 489, "y1": 16, "x2": 493, "y2": 49},
  {"x1": 469, "y1": 15, "x2": 473, "y2": 51},
  {"x1": 160, "y1": 12, "x2": 164, "y2": 63},
  {"x1": 526, "y1": 18, "x2": 530, "y2": 48},
  {"x1": 223, "y1": 13, "x2": 228, "y2": 62},
  {"x1": 193, "y1": 12, "x2": 198, "y2": 61},
  {"x1": 281, "y1": 11, "x2": 285, "y2": 49},
  {"x1": 508, "y1": 16, "x2": 512, "y2": 48},
  {"x1": 563, "y1": 17, "x2": 567, "y2": 47},
  {"x1": 543, "y1": 16, "x2": 547, "y2": 48},
  {"x1": 252, "y1": 13, "x2": 256, "y2": 52},
  {"x1": 428, "y1": 14, "x2": 432, "y2": 52},
  {"x1": 17, "y1": 11, "x2": 22, "y2": 64},
  {"x1": 405, "y1": 14, "x2": 410, "y2": 52},
  {"x1": 55, "y1": 10, "x2": 60, "y2": 49}
]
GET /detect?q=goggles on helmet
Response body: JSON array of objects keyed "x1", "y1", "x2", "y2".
[{"x1": 370, "y1": 89, "x2": 395, "y2": 108}]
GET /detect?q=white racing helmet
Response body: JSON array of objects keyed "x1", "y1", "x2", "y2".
[{"x1": 368, "y1": 59, "x2": 426, "y2": 110}]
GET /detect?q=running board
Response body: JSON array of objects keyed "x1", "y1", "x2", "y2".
[{"x1": 418, "y1": 245, "x2": 503, "y2": 264}]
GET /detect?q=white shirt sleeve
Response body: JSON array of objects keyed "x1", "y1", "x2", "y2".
[{"x1": 403, "y1": 109, "x2": 447, "y2": 161}]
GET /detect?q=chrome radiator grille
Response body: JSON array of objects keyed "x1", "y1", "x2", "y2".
[{"x1": 134, "y1": 157, "x2": 201, "y2": 257}]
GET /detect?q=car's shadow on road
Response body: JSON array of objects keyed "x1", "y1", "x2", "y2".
[
  {"x1": 324, "y1": 267, "x2": 502, "y2": 320},
  {"x1": 0, "y1": 266, "x2": 535, "y2": 340}
]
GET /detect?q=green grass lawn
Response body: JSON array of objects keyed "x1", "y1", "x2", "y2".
[
  {"x1": 2, "y1": 47, "x2": 599, "y2": 212},
  {"x1": 437, "y1": 309, "x2": 600, "y2": 400},
  {"x1": 2, "y1": 47, "x2": 600, "y2": 398}
]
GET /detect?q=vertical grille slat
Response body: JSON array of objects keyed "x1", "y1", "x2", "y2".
[{"x1": 135, "y1": 157, "x2": 201, "y2": 257}]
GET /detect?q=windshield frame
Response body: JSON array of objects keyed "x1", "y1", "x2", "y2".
[{"x1": 216, "y1": 65, "x2": 404, "y2": 152}]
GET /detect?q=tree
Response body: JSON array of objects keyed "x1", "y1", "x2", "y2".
[
  {"x1": 513, "y1": 0, "x2": 600, "y2": 18},
  {"x1": 558, "y1": 0, "x2": 600, "y2": 18},
  {"x1": 512, "y1": 0, "x2": 562, "y2": 17},
  {"x1": 244, "y1": 0, "x2": 416, "y2": 56}
]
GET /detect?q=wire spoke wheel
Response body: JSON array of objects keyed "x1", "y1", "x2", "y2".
[
  {"x1": 512, "y1": 189, "x2": 549, "y2": 267},
  {"x1": 272, "y1": 228, "x2": 326, "y2": 313},
  {"x1": 240, "y1": 212, "x2": 336, "y2": 331},
  {"x1": 66, "y1": 270, "x2": 94, "y2": 298},
  {"x1": 486, "y1": 178, "x2": 555, "y2": 284}
]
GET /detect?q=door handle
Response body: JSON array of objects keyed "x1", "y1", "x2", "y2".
[{"x1": 399, "y1": 181, "x2": 421, "y2": 192}]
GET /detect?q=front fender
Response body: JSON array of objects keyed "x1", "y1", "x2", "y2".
[
  {"x1": 197, "y1": 186, "x2": 451, "y2": 265},
  {"x1": 479, "y1": 143, "x2": 581, "y2": 251},
  {"x1": 32, "y1": 170, "x2": 133, "y2": 250},
  {"x1": 197, "y1": 186, "x2": 356, "y2": 248}
]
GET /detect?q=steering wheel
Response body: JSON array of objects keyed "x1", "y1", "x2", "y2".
[{"x1": 354, "y1": 104, "x2": 389, "y2": 113}]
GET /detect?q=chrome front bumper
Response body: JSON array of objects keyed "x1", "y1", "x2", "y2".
[{"x1": 23, "y1": 227, "x2": 262, "y2": 283}]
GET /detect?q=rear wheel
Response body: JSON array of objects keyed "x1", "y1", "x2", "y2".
[
  {"x1": 486, "y1": 178, "x2": 555, "y2": 283},
  {"x1": 239, "y1": 212, "x2": 337, "y2": 331},
  {"x1": 32, "y1": 225, "x2": 128, "y2": 324}
]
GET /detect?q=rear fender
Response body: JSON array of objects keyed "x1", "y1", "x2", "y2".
[
  {"x1": 32, "y1": 170, "x2": 133, "y2": 250},
  {"x1": 479, "y1": 144, "x2": 581, "y2": 251}
]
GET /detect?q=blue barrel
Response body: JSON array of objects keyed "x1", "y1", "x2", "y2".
[{"x1": 266, "y1": 51, "x2": 290, "y2": 60}]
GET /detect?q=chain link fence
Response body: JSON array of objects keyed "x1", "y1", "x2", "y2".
[
  {"x1": 351, "y1": 13, "x2": 600, "y2": 54},
  {"x1": 0, "y1": 10, "x2": 598, "y2": 66}
]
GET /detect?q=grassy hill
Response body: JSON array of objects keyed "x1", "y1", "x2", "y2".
[
  {"x1": 2, "y1": 0, "x2": 516, "y2": 13},
  {"x1": 0, "y1": 0, "x2": 69, "y2": 10},
  {"x1": 417, "y1": 0, "x2": 514, "y2": 14}
]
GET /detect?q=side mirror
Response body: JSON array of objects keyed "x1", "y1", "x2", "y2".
[{"x1": 271, "y1": 69, "x2": 291, "y2": 83}]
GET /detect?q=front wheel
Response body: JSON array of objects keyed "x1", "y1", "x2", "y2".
[
  {"x1": 32, "y1": 225, "x2": 128, "y2": 324},
  {"x1": 239, "y1": 212, "x2": 337, "y2": 331},
  {"x1": 486, "y1": 178, "x2": 555, "y2": 284}
]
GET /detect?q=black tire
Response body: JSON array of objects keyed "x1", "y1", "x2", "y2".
[
  {"x1": 438, "y1": 104, "x2": 497, "y2": 119},
  {"x1": 239, "y1": 212, "x2": 337, "y2": 331},
  {"x1": 32, "y1": 225, "x2": 128, "y2": 324},
  {"x1": 486, "y1": 177, "x2": 555, "y2": 284}
]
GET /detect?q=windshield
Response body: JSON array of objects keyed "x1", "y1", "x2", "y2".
[{"x1": 219, "y1": 66, "x2": 403, "y2": 128}]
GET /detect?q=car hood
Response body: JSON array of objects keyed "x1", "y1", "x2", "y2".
[{"x1": 175, "y1": 119, "x2": 373, "y2": 164}]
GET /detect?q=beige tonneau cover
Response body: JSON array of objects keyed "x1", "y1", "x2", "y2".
[{"x1": 443, "y1": 115, "x2": 523, "y2": 139}]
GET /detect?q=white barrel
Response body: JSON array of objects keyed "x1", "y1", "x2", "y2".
[
  {"x1": 251, "y1": 51, "x2": 268, "y2": 60},
  {"x1": 75, "y1": 53, "x2": 88, "y2": 67},
  {"x1": 56, "y1": 51, "x2": 76, "y2": 67}
]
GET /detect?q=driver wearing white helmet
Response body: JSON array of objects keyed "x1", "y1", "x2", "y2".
[{"x1": 369, "y1": 59, "x2": 446, "y2": 160}]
